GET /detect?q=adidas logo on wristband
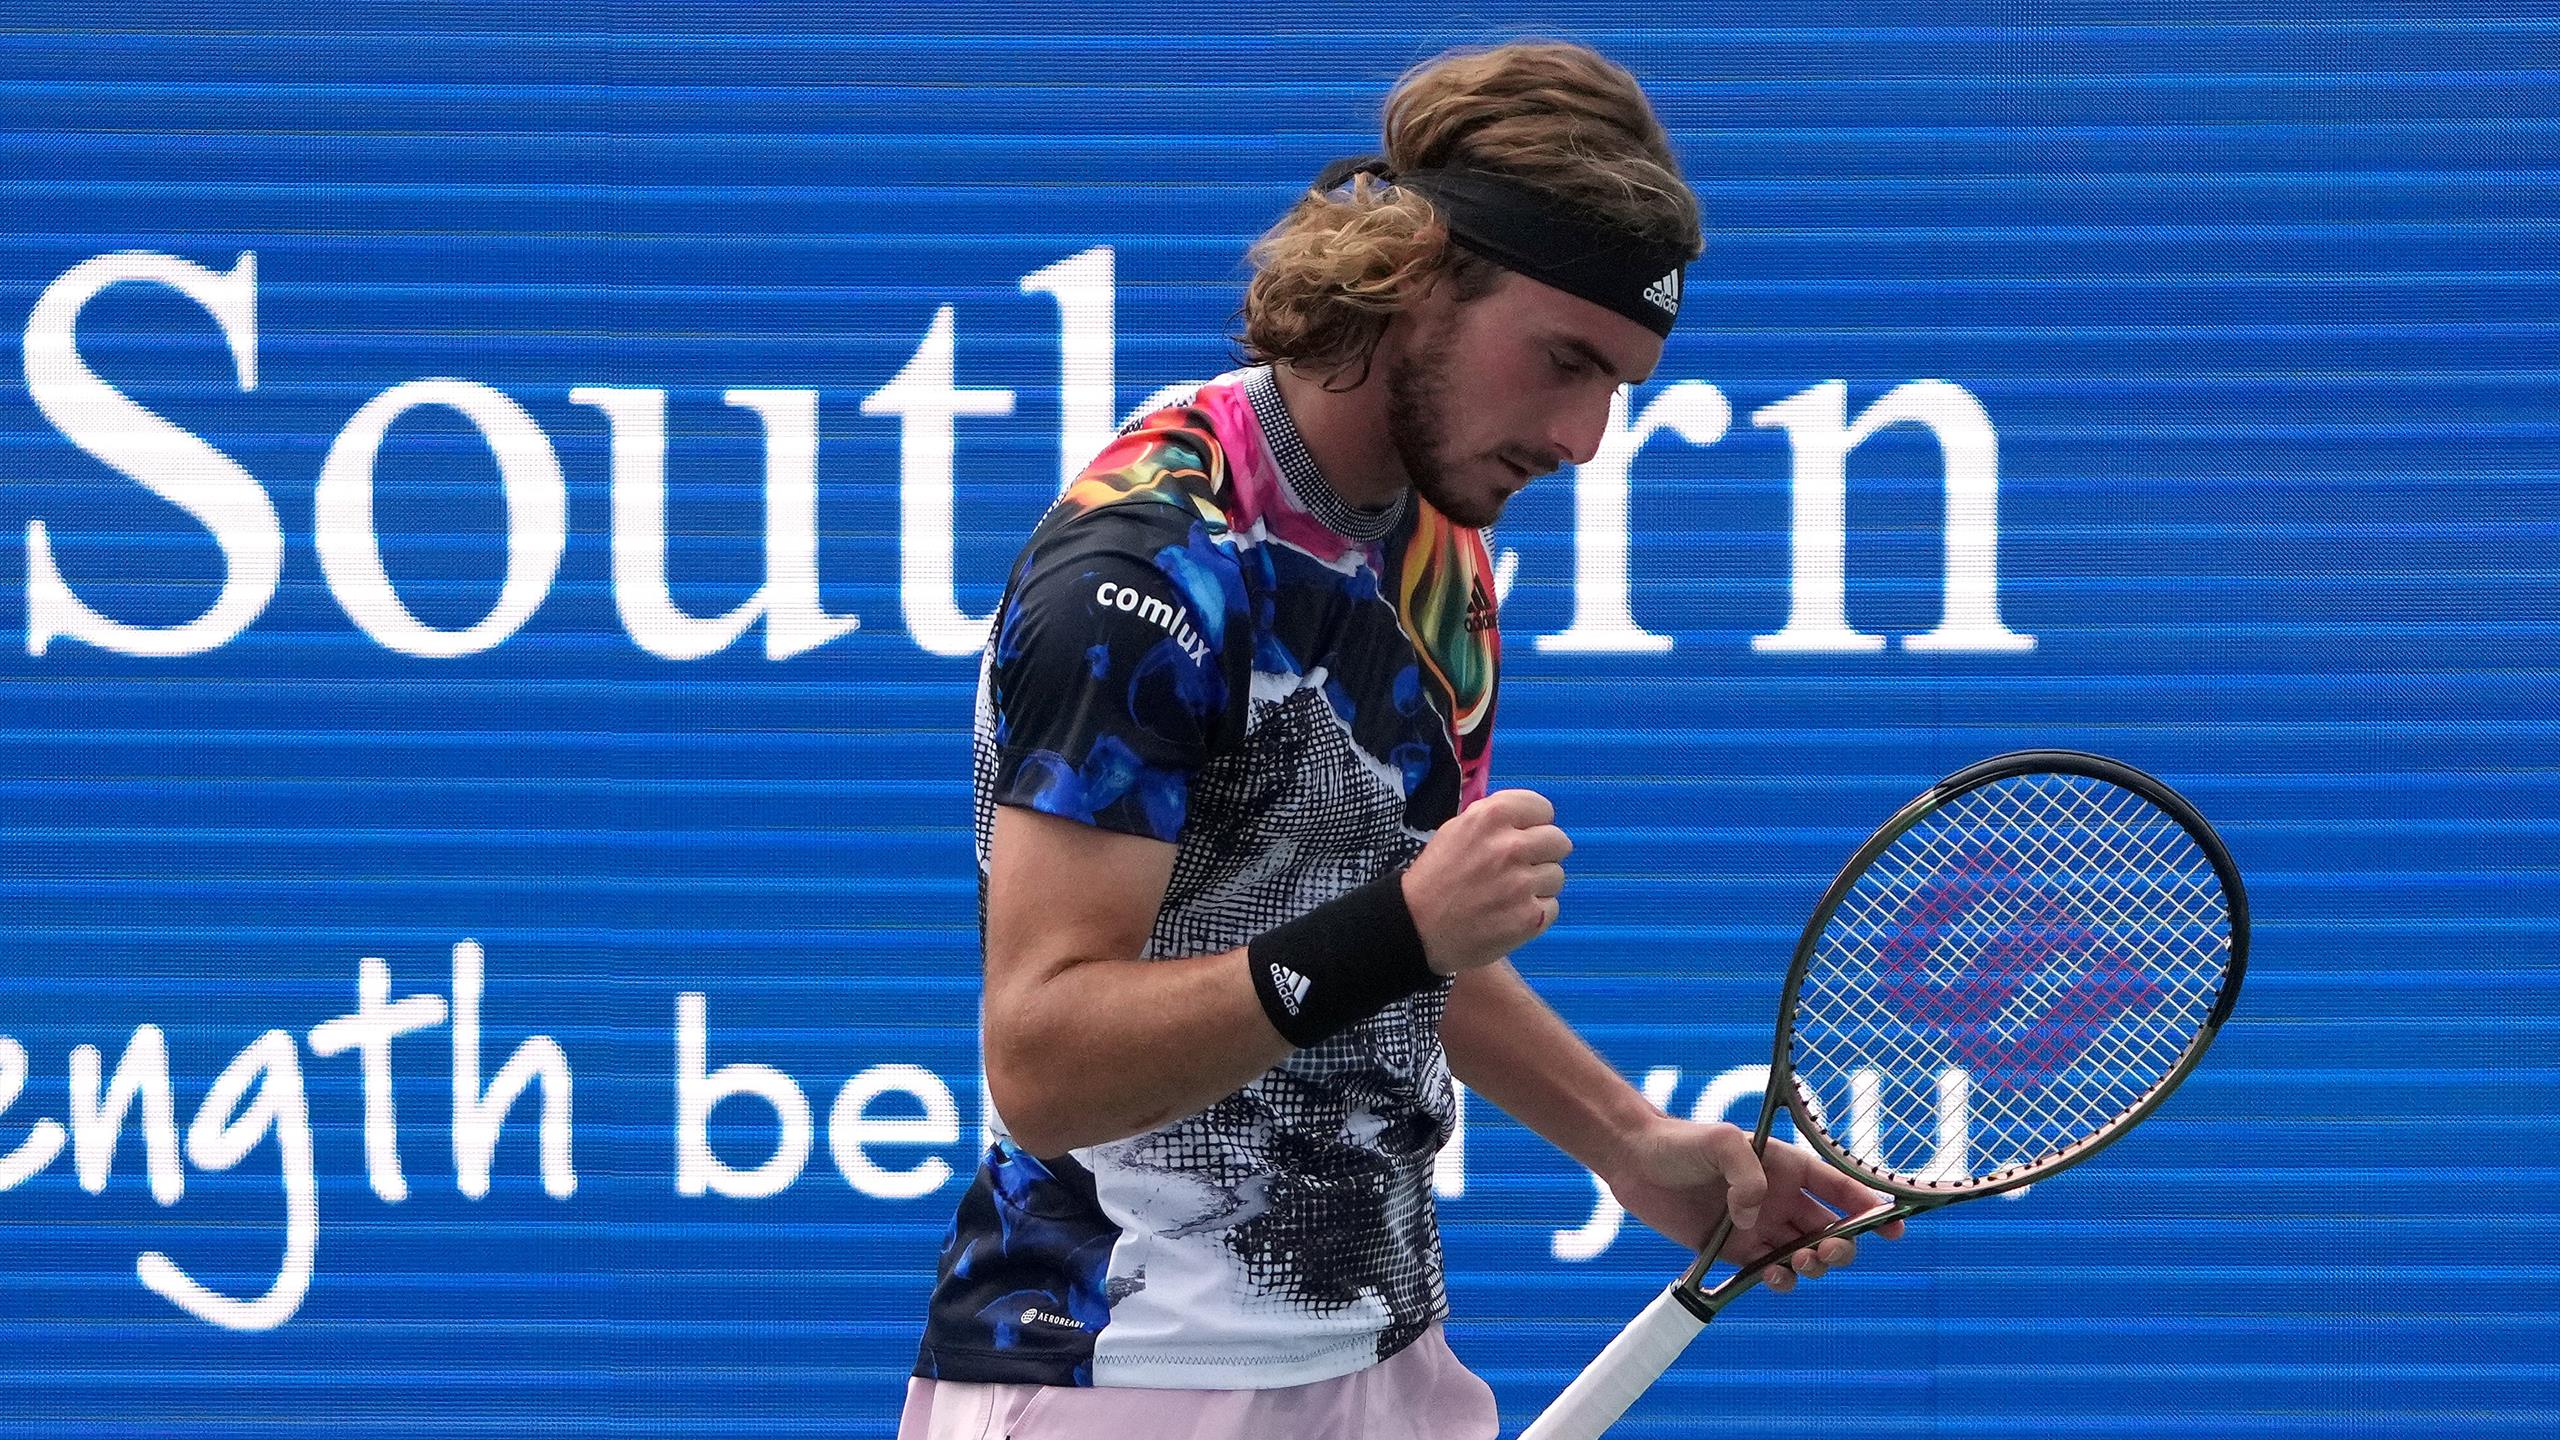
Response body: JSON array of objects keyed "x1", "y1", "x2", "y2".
[
  {"x1": 1267, "y1": 962, "x2": 1312, "y2": 1015},
  {"x1": 1247, "y1": 872, "x2": 1433, "y2": 1047}
]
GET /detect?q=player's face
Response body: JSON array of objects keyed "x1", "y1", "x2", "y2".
[{"x1": 1386, "y1": 267, "x2": 1666, "y2": 528}]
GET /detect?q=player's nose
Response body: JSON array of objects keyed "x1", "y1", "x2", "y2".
[{"x1": 1546, "y1": 390, "x2": 1614, "y2": 468}]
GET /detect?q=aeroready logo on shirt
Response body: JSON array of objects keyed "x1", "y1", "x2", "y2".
[{"x1": 1094, "y1": 581, "x2": 1209, "y2": 663}]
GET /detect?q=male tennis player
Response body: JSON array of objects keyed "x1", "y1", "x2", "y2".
[{"x1": 899, "y1": 41, "x2": 1900, "y2": 1440}]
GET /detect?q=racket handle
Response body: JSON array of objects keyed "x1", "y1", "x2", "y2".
[{"x1": 1516, "y1": 1286, "x2": 1708, "y2": 1440}]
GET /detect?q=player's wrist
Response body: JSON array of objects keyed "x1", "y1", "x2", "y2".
[
  {"x1": 1246, "y1": 870, "x2": 1443, "y2": 1047},
  {"x1": 1591, "y1": 1106, "x2": 1686, "y2": 1188}
]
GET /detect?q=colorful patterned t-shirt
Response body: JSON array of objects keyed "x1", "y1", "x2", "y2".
[{"x1": 914, "y1": 366, "x2": 1502, "y2": 1390}]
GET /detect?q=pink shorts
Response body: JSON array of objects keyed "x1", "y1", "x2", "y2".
[{"x1": 894, "y1": 1324, "x2": 1500, "y2": 1440}]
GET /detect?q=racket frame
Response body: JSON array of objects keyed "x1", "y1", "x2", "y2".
[{"x1": 1674, "y1": 749, "x2": 2249, "y2": 1316}]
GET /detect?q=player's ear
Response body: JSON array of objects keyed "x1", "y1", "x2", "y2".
[
  {"x1": 1379, "y1": 275, "x2": 1459, "y2": 374},
  {"x1": 1395, "y1": 236, "x2": 1468, "y2": 311},
  {"x1": 1393, "y1": 271, "x2": 1450, "y2": 320}
]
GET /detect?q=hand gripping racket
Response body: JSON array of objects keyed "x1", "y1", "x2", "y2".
[{"x1": 1520, "y1": 751, "x2": 2248, "y2": 1440}]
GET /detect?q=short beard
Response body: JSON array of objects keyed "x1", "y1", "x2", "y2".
[{"x1": 1384, "y1": 315, "x2": 1500, "y2": 528}]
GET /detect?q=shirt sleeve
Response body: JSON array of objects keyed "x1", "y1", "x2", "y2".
[{"x1": 985, "y1": 507, "x2": 1249, "y2": 843}]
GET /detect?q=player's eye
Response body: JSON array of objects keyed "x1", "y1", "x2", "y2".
[{"x1": 1549, "y1": 350, "x2": 1587, "y2": 378}]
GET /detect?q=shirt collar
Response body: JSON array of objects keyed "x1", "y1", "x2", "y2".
[{"x1": 1242, "y1": 366, "x2": 1408, "y2": 543}]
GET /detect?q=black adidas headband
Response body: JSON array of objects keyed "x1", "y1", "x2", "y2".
[{"x1": 1314, "y1": 154, "x2": 1691, "y2": 339}]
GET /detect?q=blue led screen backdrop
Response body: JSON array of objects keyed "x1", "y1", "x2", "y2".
[{"x1": 0, "y1": 7, "x2": 2553, "y2": 1437}]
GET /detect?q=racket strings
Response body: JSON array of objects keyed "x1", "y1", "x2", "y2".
[
  {"x1": 1816, "y1": 774, "x2": 2226, "y2": 1167},
  {"x1": 1790, "y1": 771, "x2": 2231, "y2": 1188},
  {"x1": 1840, "y1": 776, "x2": 2224, "y2": 1159},
  {"x1": 1948, "y1": 778, "x2": 2226, "y2": 1145}
]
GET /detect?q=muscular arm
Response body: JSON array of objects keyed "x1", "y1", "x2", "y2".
[
  {"x1": 983, "y1": 788, "x2": 1574, "y2": 1158},
  {"x1": 980, "y1": 805, "x2": 1290, "y2": 1157},
  {"x1": 1441, "y1": 959, "x2": 1659, "y2": 1177},
  {"x1": 1445, "y1": 956, "x2": 1901, "y2": 1283}
]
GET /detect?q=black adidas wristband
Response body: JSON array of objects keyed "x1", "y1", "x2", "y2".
[{"x1": 1246, "y1": 870, "x2": 1443, "y2": 1048}]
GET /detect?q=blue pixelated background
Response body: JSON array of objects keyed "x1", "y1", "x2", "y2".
[{"x1": 0, "y1": 4, "x2": 2552, "y2": 1435}]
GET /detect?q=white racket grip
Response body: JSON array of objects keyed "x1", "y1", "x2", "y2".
[{"x1": 1516, "y1": 1286, "x2": 1708, "y2": 1440}]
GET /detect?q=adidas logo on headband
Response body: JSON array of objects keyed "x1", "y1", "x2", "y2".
[{"x1": 1643, "y1": 268, "x2": 1682, "y2": 317}]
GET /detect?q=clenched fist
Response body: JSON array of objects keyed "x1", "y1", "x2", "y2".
[{"x1": 1401, "y1": 788, "x2": 1573, "y2": 977}]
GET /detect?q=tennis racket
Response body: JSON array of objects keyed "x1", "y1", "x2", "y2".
[{"x1": 1519, "y1": 750, "x2": 2248, "y2": 1440}]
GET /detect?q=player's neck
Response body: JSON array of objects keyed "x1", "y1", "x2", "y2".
[{"x1": 1268, "y1": 363, "x2": 1412, "y2": 513}]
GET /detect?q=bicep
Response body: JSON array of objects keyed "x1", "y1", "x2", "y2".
[
  {"x1": 982, "y1": 805, "x2": 1180, "y2": 1024},
  {"x1": 978, "y1": 511, "x2": 1239, "y2": 1041}
]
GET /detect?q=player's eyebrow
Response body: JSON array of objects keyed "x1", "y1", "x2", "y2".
[{"x1": 1552, "y1": 333, "x2": 1649, "y2": 387}]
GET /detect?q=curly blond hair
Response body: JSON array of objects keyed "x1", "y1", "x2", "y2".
[{"x1": 1239, "y1": 41, "x2": 1702, "y2": 382}]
